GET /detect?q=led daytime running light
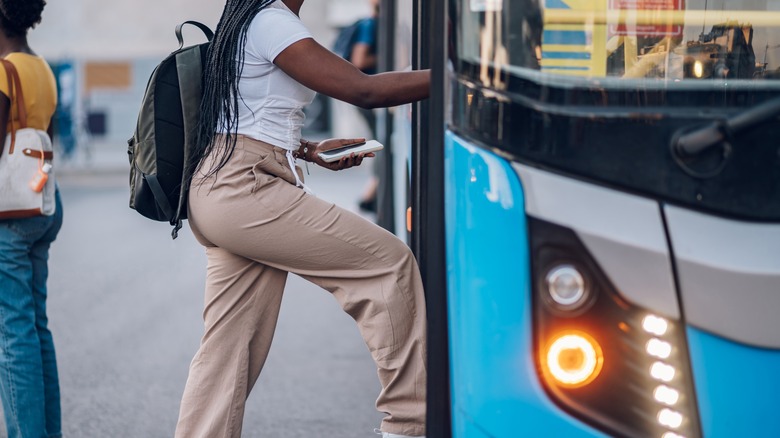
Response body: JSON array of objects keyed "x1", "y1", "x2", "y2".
[
  {"x1": 642, "y1": 314, "x2": 669, "y2": 336},
  {"x1": 646, "y1": 338, "x2": 673, "y2": 359},
  {"x1": 654, "y1": 385, "x2": 680, "y2": 406},
  {"x1": 650, "y1": 362, "x2": 676, "y2": 382},
  {"x1": 658, "y1": 408, "x2": 684, "y2": 429}
]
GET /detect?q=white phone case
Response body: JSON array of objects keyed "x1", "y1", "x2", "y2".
[{"x1": 317, "y1": 140, "x2": 384, "y2": 163}]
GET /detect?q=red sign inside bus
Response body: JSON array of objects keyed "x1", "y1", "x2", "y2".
[{"x1": 609, "y1": 0, "x2": 685, "y2": 37}]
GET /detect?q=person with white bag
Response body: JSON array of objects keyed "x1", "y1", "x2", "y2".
[{"x1": 0, "y1": 1, "x2": 62, "y2": 437}]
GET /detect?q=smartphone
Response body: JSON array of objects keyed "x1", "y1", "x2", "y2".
[{"x1": 317, "y1": 140, "x2": 384, "y2": 163}]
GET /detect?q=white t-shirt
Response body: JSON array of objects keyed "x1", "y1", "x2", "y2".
[{"x1": 223, "y1": 1, "x2": 316, "y2": 151}]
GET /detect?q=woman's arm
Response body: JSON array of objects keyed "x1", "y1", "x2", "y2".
[{"x1": 274, "y1": 38, "x2": 429, "y2": 109}]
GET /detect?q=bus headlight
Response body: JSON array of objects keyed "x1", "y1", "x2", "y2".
[
  {"x1": 530, "y1": 218, "x2": 702, "y2": 438},
  {"x1": 545, "y1": 265, "x2": 589, "y2": 309}
]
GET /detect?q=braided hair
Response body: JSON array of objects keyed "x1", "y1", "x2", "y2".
[
  {"x1": 0, "y1": 0, "x2": 46, "y2": 38},
  {"x1": 192, "y1": 0, "x2": 277, "y2": 178}
]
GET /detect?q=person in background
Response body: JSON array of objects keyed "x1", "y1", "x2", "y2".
[
  {"x1": 0, "y1": 0, "x2": 63, "y2": 437},
  {"x1": 175, "y1": 1, "x2": 429, "y2": 438},
  {"x1": 349, "y1": 0, "x2": 382, "y2": 214},
  {"x1": 349, "y1": 0, "x2": 379, "y2": 75}
]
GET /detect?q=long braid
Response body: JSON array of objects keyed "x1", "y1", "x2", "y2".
[{"x1": 191, "y1": 0, "x2": 277, "y2": 178}]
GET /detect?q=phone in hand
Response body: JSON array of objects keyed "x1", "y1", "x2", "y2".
[{"x1": 317, "y1": 140, "x2": 384, "y2": 163}]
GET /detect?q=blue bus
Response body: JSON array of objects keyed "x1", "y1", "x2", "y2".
[{"x1": 375, "y1": 1, "x2": 780, "y2": 437}]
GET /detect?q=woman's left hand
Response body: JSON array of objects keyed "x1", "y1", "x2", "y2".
[{"x1": 301, "y1": 138, "x2": 376, "y2": 171}]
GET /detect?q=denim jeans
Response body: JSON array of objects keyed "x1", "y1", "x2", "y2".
[{"x1": 0, "y1": 190, "x2": 63, "y2": 438}]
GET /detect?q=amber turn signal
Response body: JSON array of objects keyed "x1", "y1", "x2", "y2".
[{"x1": 544, "y1": 332, "x2": 604, "y2": 388}]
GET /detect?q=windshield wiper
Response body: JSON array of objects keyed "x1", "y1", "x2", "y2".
[{"x1": 672, "y1": 96, "x2": 780, "y2": 157}]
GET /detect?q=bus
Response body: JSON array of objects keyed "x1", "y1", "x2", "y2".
[{"x1": 375, "y1": 0, "x2": 780, "y2": 437}]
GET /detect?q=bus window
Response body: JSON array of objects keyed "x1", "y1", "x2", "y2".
[
  {"x1": 457, "y1": 0, "x2": 780, "y2": 85},
  {"x1": 449, "y1": 0, "x2": 780, "y2": 221}
]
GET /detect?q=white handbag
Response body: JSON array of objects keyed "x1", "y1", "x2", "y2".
[{"x1": 0, "y1": 59, "x2": 56, "y2": 219}]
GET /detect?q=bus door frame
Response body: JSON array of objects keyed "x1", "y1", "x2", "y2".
[{"x1": 411, "y1": 0, "x2": 451, "y2": 436}]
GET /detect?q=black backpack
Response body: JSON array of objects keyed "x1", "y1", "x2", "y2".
[{"x1": 127, "y1": 21, "x2": 212, "y2": 239}]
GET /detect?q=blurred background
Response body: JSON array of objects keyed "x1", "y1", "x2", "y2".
[
  {"x1": 15, "y1": 1, "x2": 395, "y2": 437},
  {"x1": 29, "y1": 0, "x2": 376, "y2": 167}
]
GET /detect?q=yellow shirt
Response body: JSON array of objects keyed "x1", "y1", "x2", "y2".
[{"x1": 0, "y1": 53, "x2": 57, "y2": 132}]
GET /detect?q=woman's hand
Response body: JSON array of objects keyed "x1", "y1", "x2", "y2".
[{"x1": 297, "y1": 138, "x2": 375, "y2": 171}]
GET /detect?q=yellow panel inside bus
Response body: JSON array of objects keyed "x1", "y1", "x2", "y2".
[
  {"x1": 541, "y1": 0, "x2": 608, "y2": 77},
  {"x1": 540, "y1": 0, "x2": 681, "y2": 78}
]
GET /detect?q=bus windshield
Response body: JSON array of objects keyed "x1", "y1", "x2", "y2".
[{"x1": 459, "y1": 0, "x2": 780, "y2": 88}]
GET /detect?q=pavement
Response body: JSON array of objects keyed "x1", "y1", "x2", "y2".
[{"x1": 56, "y1": 138, "x2": 132, "y2": 176}]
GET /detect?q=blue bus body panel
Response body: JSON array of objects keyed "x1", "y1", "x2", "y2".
[
  {"x1": 686, "y1": 327, "x2": 780, "y2": 437},
  {"x1": 444, "y1": 132, "x2": 605, "y2": 438}
]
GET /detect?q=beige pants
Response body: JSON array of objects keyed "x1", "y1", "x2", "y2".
[{"x1": 175, "y1": 135, "x2": 427, "y2": 437}]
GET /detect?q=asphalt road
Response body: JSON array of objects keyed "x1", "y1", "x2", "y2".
[{"x1": 7, "y1": 158, "x2": 386, "y2": 437}]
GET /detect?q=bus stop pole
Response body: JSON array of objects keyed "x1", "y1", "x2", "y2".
[{"x1": 376, "y1": 0, "x2": 396, "y2": 233}]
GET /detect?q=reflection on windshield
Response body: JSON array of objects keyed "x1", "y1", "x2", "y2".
[
  {"x1": 462, "y1": 0, "x2": 780, "y2": 82},
  {"x1": 625, "y1": 23, "x2": 757, "y2": 79}
]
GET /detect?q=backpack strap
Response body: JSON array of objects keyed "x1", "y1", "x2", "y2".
[
  {"x1": 175, "y1": 21, "x2": 214, "y2": 50},
  {"x1": 171, "y1": 44, "x2": 207, "y2": 239},
  {"x1": 144, "y1": 173, "x2": 175, "y2": 221},
  {"x1": 0, "y1": 59, "x2": 27, "y2": 155},
  {"x1": 0, "y1": 60, "x2": 12, "y2": 157}
]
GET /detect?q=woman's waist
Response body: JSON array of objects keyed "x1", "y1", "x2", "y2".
[
  {"x1": 231, "y1": 134, "x2": 292, "y2": 155},
  {"x1": 231, "y1": 130, "x2": 298, "y2": 152},
  {"x1": 231, "y1": 106, "x2": 305, "y2": 149},
  {"x1": 194, "y1": 134, "x2": 302, "y2": 189},
  {"x1": 201, "y1": 134, "x2": 295, "y2": 173}
]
